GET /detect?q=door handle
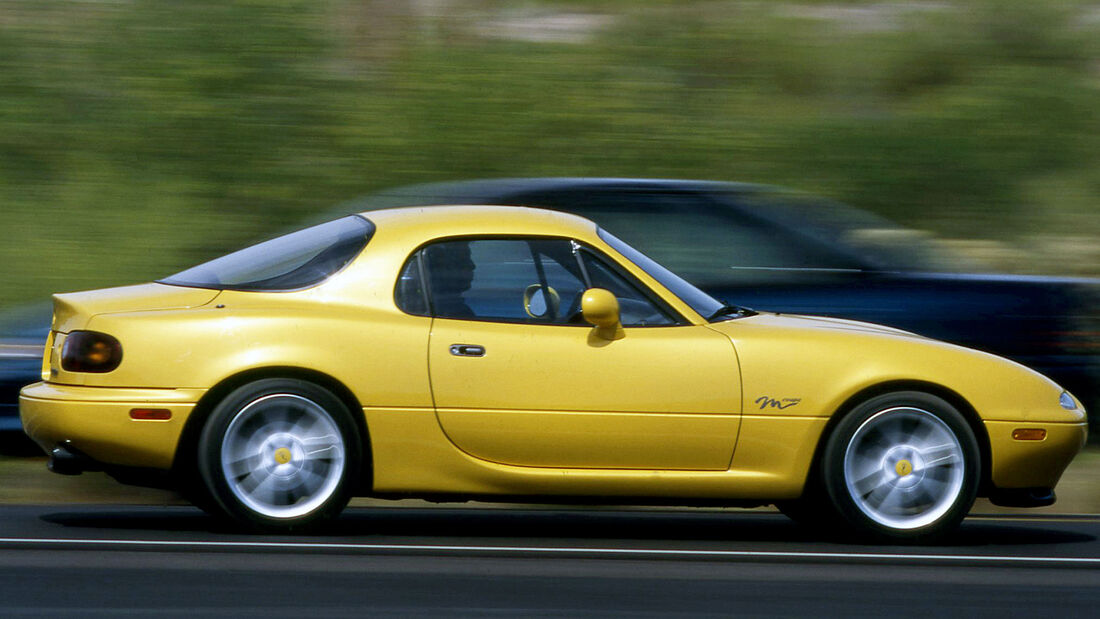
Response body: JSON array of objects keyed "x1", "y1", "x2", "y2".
[{"x1": 449, "y1": 344, "x2": 486, "y2": 357}]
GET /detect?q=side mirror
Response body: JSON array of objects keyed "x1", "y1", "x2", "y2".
[{"x1": 582, "y1": 288, "x2": 624, "y2": 340}]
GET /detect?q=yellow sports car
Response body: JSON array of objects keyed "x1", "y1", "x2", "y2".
[{"x1": 19, "y1": 206, "x2": 1087, "y2": 540}]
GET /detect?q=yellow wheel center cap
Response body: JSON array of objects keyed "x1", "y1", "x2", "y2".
[
  {"x1": 274, "y1": 447, "x2": 292, "y2": 465},
  {"x1": 895, "y1": 459, "x2": 913, "y2": 477}
]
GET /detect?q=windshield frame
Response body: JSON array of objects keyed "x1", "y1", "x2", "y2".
[{"x1": 597, "y1": 228, "x2": 725, "y2": 321}]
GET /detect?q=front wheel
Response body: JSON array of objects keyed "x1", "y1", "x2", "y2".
[
  {"x1": 196, "y1": 378, "x2": 361, "y2": 531},
  {"x1": 821, "y1": 391, "x2": 980, "y2": 542}
]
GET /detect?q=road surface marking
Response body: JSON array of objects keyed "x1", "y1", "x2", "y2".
[
  {"x1": 967, "y1": 515, "x2": 1100, "y2": 523},
  {"x1": 0, "y1": 537, "x2": 1097, "y2": 565}
]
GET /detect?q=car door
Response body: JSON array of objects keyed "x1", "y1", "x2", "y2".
[{"x1": 400, "y1": 236, "x2": 742, "y2": 471}]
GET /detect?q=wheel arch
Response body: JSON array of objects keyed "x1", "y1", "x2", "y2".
[
  {"x1": 804, "y1": 380, "x2": 993, "y2": 497},
  {"x1": 173, "y1": 366, "x2": 373, "y2": 493}
]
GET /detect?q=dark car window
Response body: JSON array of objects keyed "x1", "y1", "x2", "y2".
[
  {"x1": 422, "y1": 238, "x2": 583, "y2": 323},
  {"x1": 579, "y1": 249, "x2": 675, "y2": 326},
  {"x1": 597, "y1": 229, "x2": 724, "y2": 320},
  {"x1": 162, "y1": 216, "x2": 374, "y2": 292},
  {"x1": 714, "y1": 189, "x2": 964, "y2": 272},
  {"x1": 394, "y1": 253, "x2": 429, "y2": 316},
  {"x1": 512, "y1": 190, "x2": 866, "y2": 285},
  {"x1": 411, "y1": 237, "x2": 678, "y2": 326}
]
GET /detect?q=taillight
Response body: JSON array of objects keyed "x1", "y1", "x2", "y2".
[{"x1": 61, "y1": 331, "x2": 122, "y2": 373}]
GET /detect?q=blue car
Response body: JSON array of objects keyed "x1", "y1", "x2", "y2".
[
  {"x1": 357, "y1": 177, "x2": 1100, "y2": 430},
  {"x1": 0, "y1": 303, "x2": 49, "y2": 433},
  {"x1": 4, "y1": 178, "x2": 1096, "y2": 437}
]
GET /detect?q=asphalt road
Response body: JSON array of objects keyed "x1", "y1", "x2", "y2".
[{"x1": 0, "y1": 505, "x2": 1097, "y2": 617}]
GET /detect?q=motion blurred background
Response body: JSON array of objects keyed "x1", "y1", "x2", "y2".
[
  {"x1": 2, "y1": 0, "x2": 1098, "y2": 306},
  {"x1": 1, "y1": 0, "x2": 1098, "y2": 507}
]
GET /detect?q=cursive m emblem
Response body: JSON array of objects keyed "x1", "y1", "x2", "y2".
[{"x1": 755, "y1": 396, "x2": 802, "y2": 410}]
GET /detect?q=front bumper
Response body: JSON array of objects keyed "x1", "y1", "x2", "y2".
[
  {"x1": 19, "y1": 382, "x2": 204, "y2": 470},
  {"x1": 984, "y1": 419, "x2": 1088, "y2": 493}
]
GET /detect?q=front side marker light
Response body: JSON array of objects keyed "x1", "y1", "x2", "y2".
[
  {"x1": 1059, "y1": 391, "x2": 1078, "y2": 410},
  {"x1": 1012, "y1": 428, "x2": 1047, "y2": 441},
  {"x1": 60, "y1": 331, "x2": 122, "y2": 373}
]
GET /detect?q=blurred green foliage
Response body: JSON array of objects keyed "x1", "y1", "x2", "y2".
[{"x1": 1, "y1": 0, "x2": 1098, "y2": 309}]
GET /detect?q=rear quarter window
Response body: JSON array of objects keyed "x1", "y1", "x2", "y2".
[{"x1": 160, "y1": 216, "x2": 374, "y2": 291}]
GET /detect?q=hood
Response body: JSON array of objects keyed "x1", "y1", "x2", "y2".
[
  {"x1": 52, "y1": 283, "x2": 221, "y2": 333},
  {"x1": 716, "y1": 311, "x2": 925, "y2": 339}
]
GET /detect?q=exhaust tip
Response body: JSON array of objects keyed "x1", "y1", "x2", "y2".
[{"x1": 47, "y1": 442, "x2": 99, "y2": 476}]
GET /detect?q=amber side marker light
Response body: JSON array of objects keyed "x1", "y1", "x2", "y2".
[
  {"x1": 1012, "y1": 428, "x2": 1047, "y2": 441},
  {"x1": 130, "y1": 408, "x2": 172, "y2": 421}
]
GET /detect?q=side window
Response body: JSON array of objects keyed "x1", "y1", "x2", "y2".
[
  {"x1": 529, "y1": 240, "x2": 588, "y2": 323},
  {"x1": 580, "y1": 250, "x2": 676, "y2": 327},
  {"x1": 513, "y1": 189, "x2": 863, "y2": 285},
  {"x1": 422, "y1": 238, "x2": 587, "y2": 324},
  {"x1": 410, "y1": 237, "x2": 680, "y2": 327},
  {"x1": 394, "y1": 253, "x2": 428, "y2": 315}
]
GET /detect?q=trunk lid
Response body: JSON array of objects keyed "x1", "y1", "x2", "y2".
[{"x1": 52, "y1": 283, "x2": 221, "y2": 333}]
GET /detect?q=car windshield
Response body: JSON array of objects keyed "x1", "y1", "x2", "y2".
[
  {"x1": 598, "y1": 228, "x2": 725, "y2": 320},
  {"x1": 161, "y1": 216, "x2": 374, "y2": 292}
]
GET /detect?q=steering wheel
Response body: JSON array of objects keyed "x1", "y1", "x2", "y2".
[{"x1": 522, "y1": 284, "x2": 561, "y2": 320}]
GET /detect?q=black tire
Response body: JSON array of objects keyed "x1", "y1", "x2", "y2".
[
  {"x1": 820, "y1": 391, "x2": 980, "y2": 543},
  {"x1": 775, "y1": 497, "x2": 822, "y2": 528},
  {"x1": 196, "y1": 378, "x2": 362, "y2": 532},
  {"x1": 775, "y1": 480, "x2": 836, "y2": 532}
]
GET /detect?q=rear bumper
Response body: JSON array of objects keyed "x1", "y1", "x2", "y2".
[{"x1": 19, "y1": 382, "x2": 204, "y2": 470}]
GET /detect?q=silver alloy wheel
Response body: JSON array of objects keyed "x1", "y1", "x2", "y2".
[
  {"x1": 220, "y1": 393, "x2": 346, "y2": 519},
  {"x1": 842, "y1": 406, "x2": 965, "y2": 530}
]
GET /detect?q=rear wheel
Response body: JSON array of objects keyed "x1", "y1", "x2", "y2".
[
  {"x1": 821, "y1": 391, "x2": 979, "y2": 542},
  {"x1": 197, "y1": 378, "x2": 361, "y2": 531}
]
